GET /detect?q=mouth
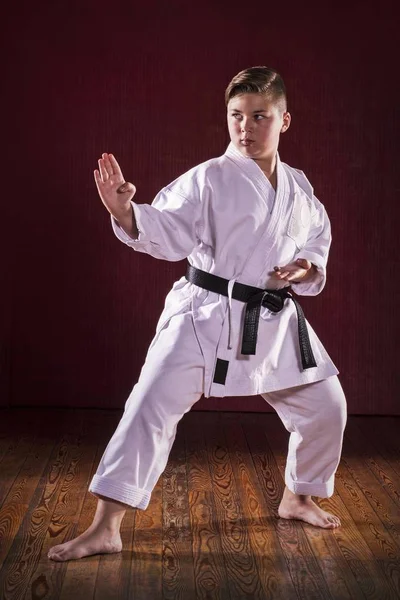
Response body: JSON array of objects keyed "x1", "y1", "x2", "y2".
[{"x1": 240, "y1": 139, "x2": 255, "y2": 146}]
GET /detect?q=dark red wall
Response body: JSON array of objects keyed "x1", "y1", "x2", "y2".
[{"x1": 2, "y1": 1, "x2": 398, "y2": 413}]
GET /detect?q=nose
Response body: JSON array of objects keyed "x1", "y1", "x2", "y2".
[{"x1": 240, "y1": 118, "x2": 253, "y2": 133}]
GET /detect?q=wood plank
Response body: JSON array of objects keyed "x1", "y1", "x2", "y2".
[
  {"x1": 242, "y1": 413, "x2": 334, "y2": 600},
  {"x1": 0, "y1": 409, "x2": 73, "y2": 571},
  {"x1": 203, "y1": 412, "x2": 274, "y2": 600},
  {"x1": 0, "y1": 409, "x2": 36, "y2": 463},
  {"x1": 184, "y1": 413, "x2": 230, "y2": 600},
  {"x1": 357, "y1": 417, "x2": 400, "y2": 452},
  {"x1": 0, "y1": 435, "x2": 56, "y2": 570},
  {"x1": 59, "y1": 410, "x2": 128, "y2": 600},
  {"x1": 334, "y1": 466, "x2": 400, "y2": 599},
  {"x1": 0, "y1": 438, "x2": 14, "y2": 465},
  {"x1": 58, "y1": 444, "x2": 104, "y2": 600},
  {"x1": 92, "y1": 506, "x2": 136, "y2": 600},
  {"x1": 69, "y1": 410, "x2": 135, "y2": 600},
  {"x1": 162, "y1": 420, "x2": 196, "y2": 600},
  {"x1": 23, "y1": 411, "x2": 102, "y2": 600},
  {"x1": 258, "y1": 412, "x2": 399, "y2": 600},
  {"x1": 337, "y1": 426, "x2": 400, "y2": 597},
  {"x1": 222, "y1": 412, "x2": 298, "y2": 600},
  {"x1": 343, "y1": 420, "x2": 400, "y2": 547},
  {"x1": 343, "y1": 418, "x2": 400, "y2": 510},
  {"x1": 184, "y1": 412, "x2": 213, "y2": 491},
  {"x1": 0, "y1": 409, "x2": 25, "y2": 436},
  {"x1": 1, "y1": 409, "x2": 399, "y2": 600},
  {"x1": 0, "y1": 433, "x2": 39, "y2": 507},
  {"x1": 353, "y1": 417, "x2": 400, "y2": 478},
  {"x1": 129, "y1": 478, "x2": 163, "y2": 600},
  {"x1": 0, "y1": 411, "x2": 79, "y2": 600}
]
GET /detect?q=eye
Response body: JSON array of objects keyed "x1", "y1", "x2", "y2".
[
  {"x1": 231, "y1": 113, "x2": 242, "y2": 120},
  {"x1": 254, "y1": 114, "x2": 266, "y2": 121}
]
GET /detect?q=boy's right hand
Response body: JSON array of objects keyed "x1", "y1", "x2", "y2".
[{"x1": 94, "y1": 153, "x2": 136, "y2": 220}]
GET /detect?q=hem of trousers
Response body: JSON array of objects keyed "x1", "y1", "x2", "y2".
[
  {"x1": 89, "y1": 474, "x2": 151, "y2": 510},
  {"x1": 286, "y1": 477, "x2": 334, "y2": 498}
]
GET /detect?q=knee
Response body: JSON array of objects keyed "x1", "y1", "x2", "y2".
[{"x1": 318, "y1": 378, "x2": 347, "y2": 433}]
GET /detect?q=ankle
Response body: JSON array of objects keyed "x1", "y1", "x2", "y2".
[
  {"x1": 91, "y1": 498, "x2": 127, "y2": 532},
  {"x1": 282, "y1": 486, "x2": 312, "y2": 504},
  {"x1": 88, "y1": 518, "x2": 122, "y2": 536}
]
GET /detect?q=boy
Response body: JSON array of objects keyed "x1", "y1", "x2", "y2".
[{"x1": 48, "y1": 66, "x2": 347, "y2": 562}]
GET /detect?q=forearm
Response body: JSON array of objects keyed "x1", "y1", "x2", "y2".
[
  {"x1": 113, "y1": 203, "x2": 139, "y2": 239},
  {"x1": 291, "y1": 263, "x2": 325, "y2": 296}
]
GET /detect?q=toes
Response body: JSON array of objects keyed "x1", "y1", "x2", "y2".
[
  {"x1": 51, "y1": 549, "x2": 72, "y2": 562},
  {"x1": 326, "y1": 513, "x2": 341, "y2": 526},
  {"x1": 48, "y1": 546, "x2": 69, "y2": 561},
  {"x1": 323, "y1": 515, "x2": 340, "y2": 529},
  {"x1": 327, "y1": 518, "x2": 340, "y2": 529},
  {"x1": 48, "y1": 553, "x2": 61, "y2": 562}
]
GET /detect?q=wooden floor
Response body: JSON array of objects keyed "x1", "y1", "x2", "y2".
[{"x1": 0, "y1": 409, "x2": 399, "y2": 600}]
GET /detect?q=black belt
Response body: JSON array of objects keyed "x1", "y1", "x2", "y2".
[{"x1": 185, "y1": 264, "x2": 317, "y2": 370}]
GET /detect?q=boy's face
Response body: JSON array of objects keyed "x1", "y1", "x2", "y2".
[{"x1": 227, "y1": 93, "x2": 291, "y2": 163}]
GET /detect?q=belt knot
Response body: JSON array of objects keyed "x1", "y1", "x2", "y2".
[{"x1": 185, "y1": 264, "x2": 317, "y2": 370}]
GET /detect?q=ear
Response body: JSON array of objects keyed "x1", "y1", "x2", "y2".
[{"x1": 281, "y1": 111, "x2": 291, "y2": 133}]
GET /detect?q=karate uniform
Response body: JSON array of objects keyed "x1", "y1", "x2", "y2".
[{"x1": 89, "y1": 143, "x2": 347, "y2": 509}]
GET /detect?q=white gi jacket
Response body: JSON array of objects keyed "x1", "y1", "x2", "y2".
[{"x1": 112, "y1": 142, "x2": 339, "y2": 397}]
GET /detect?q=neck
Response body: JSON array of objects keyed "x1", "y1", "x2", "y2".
[
  {"x1": 253, "y1": 154, "x2": 278, "y2": 190},
  {"x1": 254, "y1": 153, "x2": 277, "y2": 178}
]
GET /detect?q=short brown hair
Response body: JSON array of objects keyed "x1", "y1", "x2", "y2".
[{"x1": 225, "y1": 66, "x2": 287, "y2": 111}]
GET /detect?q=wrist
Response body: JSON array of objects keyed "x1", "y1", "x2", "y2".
[
  {"x1": 114, "y1": 204, "x2": 139, "y2": 239},
  {"x1": 301, "y1": 264, "x2": 317, "y2": 282},
  {"x1": 113, "y1": 202, "x2": 132, "y2": 222}
]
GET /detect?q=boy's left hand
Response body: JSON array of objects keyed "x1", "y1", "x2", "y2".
[{"x1": 272, "y1": 258, "x2": 315, "y2": 283}]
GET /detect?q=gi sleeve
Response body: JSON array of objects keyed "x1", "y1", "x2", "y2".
[
  {"x1": 292, "y1": 196, "x2": 332, "y2": 296},
  {"x1": 110, "y1": 185, "x2": 202, "y2": 262}
]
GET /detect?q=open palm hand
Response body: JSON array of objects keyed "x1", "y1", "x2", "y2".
[
  {"x1": 94, "y1": 153, "x2": 136, "y2": 218},
  {"x1": 272, "y1": 258, "x2": 315, "y2": 283}
]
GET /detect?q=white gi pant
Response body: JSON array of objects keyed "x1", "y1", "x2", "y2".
[{"x1": 89, "y1": 312, "x2": 347, "y2": 509}]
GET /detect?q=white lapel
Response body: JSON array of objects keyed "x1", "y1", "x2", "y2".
[
  {"x1": 224, "y1": 143, "x2": 291, "y2": 286},
  {"x1": 224, "y1": 142, "x2": 276, "y2": 208}
]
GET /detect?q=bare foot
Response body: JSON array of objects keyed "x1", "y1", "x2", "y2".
[
  {"x1": 278, "y1": 486, "x2": 341, "y2": 529},
  {"x1": 48, "y1": 526, "x2": 122, "y2": 561}
]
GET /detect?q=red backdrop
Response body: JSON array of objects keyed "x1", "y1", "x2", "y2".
[{"x1": 2, "y1": 1, "x2": 398, "y2": 413}]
